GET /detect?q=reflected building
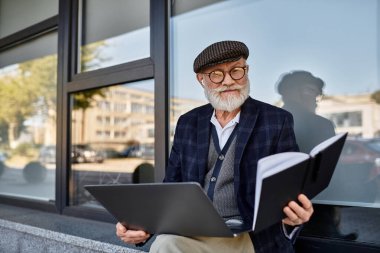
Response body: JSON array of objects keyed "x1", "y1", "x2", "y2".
[
  {"x1": 317, "y1": 93, "x2": 380, "y2": 138},
  {"x1": 170, "y1": 97, "x2": 206, "y2": 140},
  {"x1": 71, "y1": 85, "x2": 204, "y2": 151},
  {"x1": 316, "y1": 93, "x2": 380, "y2": 206},
  {"x1": 71, "y1": 86, "x2": 155, "y2": 151}
]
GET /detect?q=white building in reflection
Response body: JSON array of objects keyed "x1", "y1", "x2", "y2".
[
  {"x1": 72, "y1": 88, "x2": 380, "y2": 151},
  {"x1": 71, "y1": 85, "x2": 204, "y2": 150},
  {"x1": 317, "y1": 93, "x2": 380, "y2": 138}
]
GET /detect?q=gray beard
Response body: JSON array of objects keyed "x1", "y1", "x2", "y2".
[{"x1": 204, "y1": 80, "x2": 250, "y2": 112}]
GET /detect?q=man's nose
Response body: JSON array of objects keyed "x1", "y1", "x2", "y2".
[{"x1": 222, "y1": 72, "x2": 235, "y2": 86}]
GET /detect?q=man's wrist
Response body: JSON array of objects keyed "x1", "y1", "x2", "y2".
[{"x1": 282, "y1": 222, "x2": 301, "y2": 240}]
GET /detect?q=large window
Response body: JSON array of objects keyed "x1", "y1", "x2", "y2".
[
  {"x1": 70, "y1": 80, "x2": 155, "y2": 206},
  {"x1": 0, "y1": 32, "x2": 57, "y2": 201},
  {"x1": 170, "y1": 0, "x2": 380, "y2": 245},
  {"x1": 79, "y1": 0, "x2": 150, "y2": 72}
]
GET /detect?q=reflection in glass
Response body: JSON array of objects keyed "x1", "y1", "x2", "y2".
[
  {"x1": 315, "y1": 94, "x2": 380, "y2": 207},
  {"x1": 276, "y1": 70, "x2": 357, "y2": 240},
  {"x1": 79, "y1": 0, "x2": 150, "y2": 72},
  {"x1": 170, "y1": 0, "x2": 380, "y2": 244},
  {"x1": 276, "y1": 70, "x2": 336, "y2": 153},
  {"x1": 170, "y1": 0, "x2": 380, "y2": 206},
  {"x1": 70, "y1": 80, "x2": 155, "y2": 206},
  {"x1": 0, "y1": 38, "x2": 57, "y2": 201}
]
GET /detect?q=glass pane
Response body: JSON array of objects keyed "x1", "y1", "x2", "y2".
[
  {"x1": 70, "y1": 80, "x2": 155, "y2": 206},
  {"x1": 79, "y1": 0, "x2": 150, "y2": 72},
  {"x1": 170, "y1": 0, "x2": 380, "y2": 244},
  {"x1": 0, "y1": 0, "x2": 58, "y2": 38},
  {"x1": 0, "y1": 33, "x2": 57, "y2": 201}
]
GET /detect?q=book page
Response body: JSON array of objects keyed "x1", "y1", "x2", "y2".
[
  {"x1": 256, "y1": 152, "x2": 309, "y2": 180},
  {"x1": 253, "y1": 152, "x2": 309, "y2": 230},
  {"x1": 309, "y1": 133, "x2": 346, "y2": 157}
]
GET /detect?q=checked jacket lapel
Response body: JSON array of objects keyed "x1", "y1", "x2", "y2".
[
  {"x1": 234, "y1": 98, "x2": 259, "y2": 191},
  {"x1": 196, "y1": 105, "x2": 214, "y2": 186}
]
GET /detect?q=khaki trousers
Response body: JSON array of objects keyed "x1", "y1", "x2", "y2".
[{"x1": 149, "y1": 233, "x2": 255, "y2": 253}]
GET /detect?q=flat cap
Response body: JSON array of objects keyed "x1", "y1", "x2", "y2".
[
  {"x1": 193, "y1": 40, "x2": 249, "y2": 73},
  {"x1": 276, "y1": 71, "x2": 324, "y2": 95}
]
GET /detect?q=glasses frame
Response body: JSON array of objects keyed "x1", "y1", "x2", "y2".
[{"x1": 201, "y1": 66, "x2": 248, "y2": 84}]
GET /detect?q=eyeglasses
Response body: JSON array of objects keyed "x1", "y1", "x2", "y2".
[{"x1": 201, "y1": 66, "x2": 248, "y2": 84}]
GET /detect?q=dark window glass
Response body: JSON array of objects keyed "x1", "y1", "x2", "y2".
[
  {"x1": 0, "y1": 0, "x2": 58, "y2": 38},
  {"x1": 79, "y1": 0, "x2": 150, "y2": 72}
]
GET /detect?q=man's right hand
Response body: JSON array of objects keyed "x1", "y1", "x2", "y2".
[{"x1": 116, "y1": 222, "x2": 151, "y2": 244}]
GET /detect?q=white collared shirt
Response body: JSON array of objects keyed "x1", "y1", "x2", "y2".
[{"x1": 210, "y1": 110, "x2": 240, "y2": 149}]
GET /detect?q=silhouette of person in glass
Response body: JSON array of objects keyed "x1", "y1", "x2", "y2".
[
  {"x1": 276, "y1": 70, "x2": 334, "y2": 153},
  {"x1": 276, "y1": 70, "x2": 357, "y2": 241}
]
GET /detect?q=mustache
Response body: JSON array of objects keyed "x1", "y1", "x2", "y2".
[{"x1": 211, "y1": 84, "x2": 245, "y2": 93}]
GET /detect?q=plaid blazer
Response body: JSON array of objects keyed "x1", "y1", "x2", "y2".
[{"x1": 164, "y1": 97, "x2": 299, "y2": 253}]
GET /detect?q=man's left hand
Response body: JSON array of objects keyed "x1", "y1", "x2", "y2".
[{"x1": 282, "y1": 194, "x2": 314, "y2": 226}]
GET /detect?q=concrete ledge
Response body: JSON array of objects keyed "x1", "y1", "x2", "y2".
[{"x1": 0, "y1": 219, "x2": 145, "y2": 253}]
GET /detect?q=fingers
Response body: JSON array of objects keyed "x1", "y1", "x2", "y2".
[
  {"x1": 115, "y1": 222, "x2": 126, "y2": 237},
  {"x1": 298, "y1": 194, "x2": 313, "y2": 212},
  {"x1": 282, "y1": 206, "x2": 303, "y2": 226},
  {"x1": 115, "y1": 222, "x2": 150, "y2": 244},
  {"x1": 124, "y1": 230, "x2": 150, "y2": 243},
  {"x1": 282, "y1": 194, "x2": 314, "y2": 226}
]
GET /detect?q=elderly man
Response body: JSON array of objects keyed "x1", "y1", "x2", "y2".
[{"x1": 116, "y1": 41, "x2": 313, "y2": 253}]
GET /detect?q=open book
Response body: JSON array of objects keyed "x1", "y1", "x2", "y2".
[{"x1": 252, "y1": 132, "x2": 347, "y2": 233}]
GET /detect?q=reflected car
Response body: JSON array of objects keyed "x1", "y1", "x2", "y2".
[
  {"x1": 340, "y1": 138, "x2": 380, "y2": 173},
  {"x1": 71, "y1": 144, "x2": 104, "y2": 163},
  {"x1": 38, "y1": 145, "x2": 56, "y2": 164},
  {"x1": 120, "y1": 144, "x2": 154, "y2": 159},
  {"x1": 99, "y1": 148, "x2": 123, "y2": 159},
  {"x1": 320, "y1": 138, "x2": 380, "y2": 202}
]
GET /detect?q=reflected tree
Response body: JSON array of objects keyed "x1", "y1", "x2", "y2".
[
  {"x1": 73, "y1": 40, "x2": 109, "y2": 143},
  {"x1": 371, "y1": 90, "x2": 380, "y2": 104},
  {"x1": 0, "y1": 74, "x2": 30, "y2": 148},
  {"x1": 0, "y1": 55, "x2": 57, "y2": 149},
  {"x1": 81, "y1": 41, "x2": 108, "y2": 72},
  {"x1": 0, "y1": 39, "x2": 107, "y2": 149}
]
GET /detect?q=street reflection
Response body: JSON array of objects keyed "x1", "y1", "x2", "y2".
[
  {"x1": 70, "y1": 83, "x2": 156, "y2": 206},
  {"x1": 0, "y1": 51, "x2": 57, "y2": 200}
]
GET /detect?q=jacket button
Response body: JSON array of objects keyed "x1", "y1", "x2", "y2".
[
  {"x1": 219, "y1": 154, "x2": 224, "y2": 160},
  {"x1": 211, "y1": 177, "x2": 217, "y2": 182}
]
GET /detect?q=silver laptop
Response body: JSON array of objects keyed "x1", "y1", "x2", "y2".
[{"x1": 85, "y1": 182, "x2": 251, "y2": 237}]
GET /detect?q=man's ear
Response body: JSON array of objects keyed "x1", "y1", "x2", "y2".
[{"x1": 196, "y1": 74, "x2": 204, "y2": 86}]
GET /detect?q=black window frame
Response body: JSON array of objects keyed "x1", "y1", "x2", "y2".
[{"x1": 0, "y1": 0, "x2": 170, "y2": 221}]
